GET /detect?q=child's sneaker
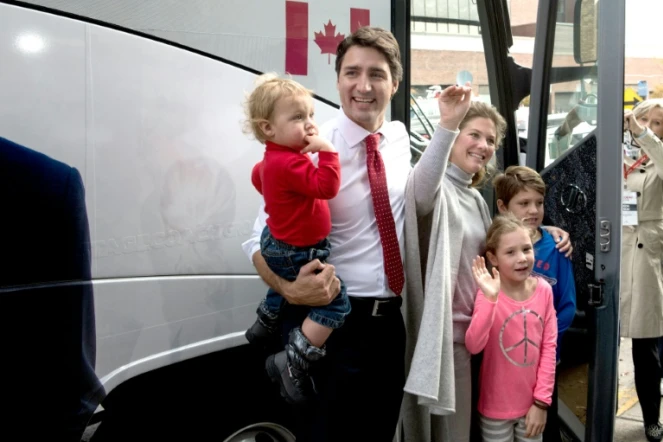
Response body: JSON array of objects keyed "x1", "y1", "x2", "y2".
[
  {"x1": 245, "y1": 306, "x2": 280, "y2": 352},
  {"x1": 265, "y1": 327, "x2": 325, "y2": 404},
  {"x1": 645, "y1": 422, "x2": 663, "y2": 442}
]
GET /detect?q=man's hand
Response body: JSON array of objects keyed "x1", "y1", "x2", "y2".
[
  {"x1": 437, "y1": 81, "x2": 473, "y2": 132},
  {"x1": 524, "y1": 404, "x2": 547, "y2": 438},
  {"x1": 301, "y1": 135, "x2": 336, "y2": 154},
  {"x1": 542, "y1": 225, "x2": 573, "y2": 258},
  {"x1": 280, "y1": 259, "x2": 341, "y2": 306}
]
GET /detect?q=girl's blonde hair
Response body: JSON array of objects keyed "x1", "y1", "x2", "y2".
[
  {"x1": 456, "y1": 101, "x2": 508, "y2": 188},
  {"x1": 485, "y1": 212, "x2": 534, "y2": 256},
  {"x1": 242, "y1": 73, "x2": 313, "y2": 144}
]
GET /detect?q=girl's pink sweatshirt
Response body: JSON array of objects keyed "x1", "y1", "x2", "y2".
[{"x1": 465, "y1": 277, "x2": 558, "y2": 419}]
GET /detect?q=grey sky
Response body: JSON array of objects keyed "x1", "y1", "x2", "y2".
[{"x1": 625, "y1": 0, "x2": 663, "y2": 58}]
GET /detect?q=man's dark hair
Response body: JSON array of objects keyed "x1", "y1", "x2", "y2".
[{"x1": 335, "y1": 26, "x2": 403, "y2": 82}]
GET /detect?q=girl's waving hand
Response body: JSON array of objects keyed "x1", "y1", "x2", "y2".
[{"x1": 472, "y1": 256, "x2": 500, "y2": 302}]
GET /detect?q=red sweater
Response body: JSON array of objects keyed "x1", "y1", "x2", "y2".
[{"x1": 252, "y1": 141, "x2": 341, "y2": 247}]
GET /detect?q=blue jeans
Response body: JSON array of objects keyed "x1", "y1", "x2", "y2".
[{"x1": 260, "y1": 226, "x2": 350, "y2": 329}]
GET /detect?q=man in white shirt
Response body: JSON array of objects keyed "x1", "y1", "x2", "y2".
[{"x1": 242, "y1": 27, "x2": 471, "y2": 441}]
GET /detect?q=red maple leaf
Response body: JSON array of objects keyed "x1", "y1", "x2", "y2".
[{"x1": 314, "y1": 20, "x2": 345, "y2": 64}]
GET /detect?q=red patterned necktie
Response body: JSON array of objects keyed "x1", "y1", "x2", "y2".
[{"x1": 365, "y1": 133, "x2": 405, "y2": 295}]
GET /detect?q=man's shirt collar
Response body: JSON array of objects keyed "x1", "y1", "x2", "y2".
[{"x1": 336, "y1": 109, "x2": 396, "y2": 149}]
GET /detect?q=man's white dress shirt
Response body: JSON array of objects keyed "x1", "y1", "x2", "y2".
[{"x1": 241, "y1": 110, "x2": 411, "y2": 299}]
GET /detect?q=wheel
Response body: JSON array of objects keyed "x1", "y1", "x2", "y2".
[
  {"x1": 90, "y1": 345, "x2": 294, "y2": 441},
  {"x1": 223, "y1": 423, "x2": 296, "y2": 442}
]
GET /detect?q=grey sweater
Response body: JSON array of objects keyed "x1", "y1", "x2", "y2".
[
  {"x1": 399, "y1": 127, "x2": 492, "y2": 441},
  {"x1": 446, "y1": 163, "x2": 488, "y2": 343}
]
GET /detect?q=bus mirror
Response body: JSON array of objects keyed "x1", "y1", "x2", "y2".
[{"x1": 574, "y1": 0, "x2": 598, "y2": 64}]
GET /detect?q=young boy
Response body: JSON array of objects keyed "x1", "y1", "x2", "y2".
[
  {"x1": 493, "y1": 165, "x2": 577, "y2": 442},
  {"x1": 243, "y1": 73, "x2": 350, "y2": 405}
]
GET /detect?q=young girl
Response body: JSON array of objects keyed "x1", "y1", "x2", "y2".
[{"x1": 465, "y1": 213, "x2": 558, "y2": 442}]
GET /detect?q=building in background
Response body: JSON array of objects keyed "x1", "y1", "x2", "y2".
[{"x1": 410, "y1": 0, "x2": 663, "y2": 113}]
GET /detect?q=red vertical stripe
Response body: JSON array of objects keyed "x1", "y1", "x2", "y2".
[
  {"x1": 350, "y1": 8, "x2": 370, "y2": 33},
  {"x1": 285, "y1": 1, "x2": 308, "y2": 76}
]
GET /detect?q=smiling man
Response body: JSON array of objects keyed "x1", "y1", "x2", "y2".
[{"x1": 242, "y1": 26, "x2": 473, "y2": 442}]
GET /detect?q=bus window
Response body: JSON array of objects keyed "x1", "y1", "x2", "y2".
[
  {"x1": 543, "y1": 0, "x2": 599, "y2": 167},
  {"x1": 545, "y1": 78, "x2": 598, "y2": 165},
  {"x1": 509, "y1": 0, "x2": 540, "y2": 70}
]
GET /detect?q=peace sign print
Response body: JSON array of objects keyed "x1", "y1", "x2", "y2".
[{"x1": 499, "y1": 308, "x2": 544, "y2": 367}]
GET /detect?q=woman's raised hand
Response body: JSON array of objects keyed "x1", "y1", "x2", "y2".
[
  {"x1": 437, "y1": 81, "x2": 473, "y2": 132},
  {"x1": 624, "y1": 110, "x2": 646, "y2": 137},
  {"x1": 472, "y1": 256, "x2": 500, "y2": 302}
]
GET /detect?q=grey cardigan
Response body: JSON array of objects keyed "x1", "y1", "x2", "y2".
[{"x1": 399, "y1": 127, "x2": 492, "y2": 441}]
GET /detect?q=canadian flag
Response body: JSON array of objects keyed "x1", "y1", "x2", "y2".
[{"x1": 285, "y1": 1, "x2": 370, "y2": 76}]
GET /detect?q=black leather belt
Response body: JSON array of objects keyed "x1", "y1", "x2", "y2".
[{"x1": 349, "y1": 296, "x2": 402, "y2": 317}]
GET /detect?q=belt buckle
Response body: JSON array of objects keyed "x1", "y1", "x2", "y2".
[{"x1": 371, "y1": 299, "x2": 390, "y2": 317}]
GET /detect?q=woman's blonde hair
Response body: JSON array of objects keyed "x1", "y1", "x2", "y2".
[
  {"x1": 456, "y1": 102, "x2": 508, "y2": 188},
  {"x1": 242, "y1": 73, "x2": 313, "y2": 144},
  {"x1": 485, "y1": 212, "x2": 533, "y2": 256},
  {"x1": 633, "y1": 98, "x2": 663, "y2": 120}
]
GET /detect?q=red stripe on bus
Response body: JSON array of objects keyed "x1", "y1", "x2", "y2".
[
  {"x1": 285, "y1": 1, "x2": 308, "y2": 76},
  {"x1": 350, "y1": 8, "x2": 370, "y2": 33}
]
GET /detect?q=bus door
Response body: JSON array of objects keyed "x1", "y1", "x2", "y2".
[{"x1": 525, "y1": 0, "x2": 624, "y2": 441}]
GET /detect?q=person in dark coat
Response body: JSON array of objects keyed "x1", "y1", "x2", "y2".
[{"x1": 0, "y1": 136, "x2": 103, "y2": 441}]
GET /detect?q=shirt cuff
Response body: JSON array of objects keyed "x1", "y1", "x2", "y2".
[
  {"x1": 241, "y1": 237, "x2": 261, "y2": 264},
  {"x1": 636, "y1": 127, "x2": 650, "y2": 139},
  {"x1": 533, "y1": 396, "x2": 552, "y2": 406},
  {"x1": 436, "y1": 124, "x2": 461, "y2": 135}
]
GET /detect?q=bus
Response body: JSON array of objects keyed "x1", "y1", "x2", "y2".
[{"x1": 0, "y1": 0, "x2": 631, "y2": 441}]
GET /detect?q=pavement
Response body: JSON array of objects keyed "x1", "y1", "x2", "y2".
[{"x1": 615, "y1": 337, "x2": 659, "y2": 442}]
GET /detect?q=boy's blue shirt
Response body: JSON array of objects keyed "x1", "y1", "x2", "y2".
[{"x1": 532, "y1": 228, "x2": 577, "y2": 362}]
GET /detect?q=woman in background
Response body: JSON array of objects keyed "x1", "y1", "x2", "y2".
[{"x1": 620, "y1": 98, "x2": 663, "y2": 442}]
